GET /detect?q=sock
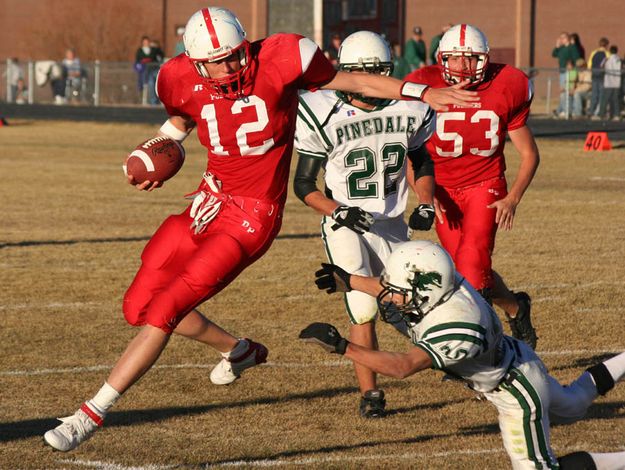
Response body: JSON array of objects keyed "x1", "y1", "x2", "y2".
[
  {"x1": 558, "y1": 451, "x2": 597, "y2": 469},
  {"x1": 586, "y1": 364, "x2": 615, "y2": 396},
  {"x1": 587, "y1": 351, "x2": 625, "y2": 396},
  {"x1": 87, "y1": 382, "x2": 122, "y2": 416},
  {"x1": 589, "y1": 451, "x2": 625, "y2": 470},
  {"x1": 602, "y1": 351, "x2": 625, "y2": 383},
  {"x1": 223, "y1": 338, "x2": 249, "y2": 359}
]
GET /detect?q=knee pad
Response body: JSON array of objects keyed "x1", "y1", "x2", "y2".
[{"x1": 558, "y1": 451, "x2": 597, "y2": 470}]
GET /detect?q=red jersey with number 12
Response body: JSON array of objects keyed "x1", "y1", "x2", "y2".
[
  {"x1": 157, "y1": 34, "x2": 337, "y2": 205},
  {"x1": 406, "y1": 63, "x2": 532, "y2": 189}
]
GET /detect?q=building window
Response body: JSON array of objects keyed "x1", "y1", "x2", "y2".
[{"x1": 343, "y1": 0, "x2": 376, "y2": 20}]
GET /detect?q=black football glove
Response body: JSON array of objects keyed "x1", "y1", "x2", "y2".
[
  {"x1": 409, "y1": 204, "x2": 435, "y2": 231},
  {"x1": 315, "y1": 263, "x2": 352, "y2": 293},
  {"x1": 299, "y1": 322, "x2": 349, "y2": 354},
  {"x1": 331, "y1": 205, "x2": 375, "y2": 234}
]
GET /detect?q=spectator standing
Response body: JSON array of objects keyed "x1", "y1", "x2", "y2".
[
  {"x1": 147, "y1": 40, "x2": 164, "y2": 105},
  {"x1": 572, "y1": 58, "x2": 592, "y2": 118},
  {"x1": 598, "y1": 45, "x2": 622, "y2": 120},
  {"x1": 174, "y1": 26, "x2": 186, "y2": 56},
  {"x1": 552, "y1": 32, "x2": 580, "y2": 117},
  {"x1": 134, "y1": 36, "x2": 162, "y2": 105},
  {"x1": 570, "y1": 32, "x2": 585, "y2": 60},
  {"x1": 404, "y1": 26, "x2": 427, "y2": 71},
  {"x1": 62, "y1": 48, "x2": 84, "y2": 102},
  {"x1": 324, "y1": 33, "x2": 342, "y2": 68},
  {"x1": 587, "y1": 37, "x2": 610, "y2": 117},
  {"x1": 429, "y1": 24, "x2": 452, "y2": 65},
  {"x1": 391, "y1": 42, "x2": 411, "y2": 79},
  {"x1": 6, "y1": 57, "x2": 25, "y2": 103}
]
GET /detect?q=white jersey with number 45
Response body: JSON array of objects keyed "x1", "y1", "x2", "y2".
[{"x1": 295, "y1": 90, "x2": 435, "y2": 220}]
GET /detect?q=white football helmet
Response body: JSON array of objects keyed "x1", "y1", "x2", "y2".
[
  {"x1": 337, "y1": 31, "x2": 393, "y2": 105},
  {"x1": 338, "y1": 31, "x2": 393, "y2": 75},
  {"x1": 183, "y1": 7, "x2": 250, "y2": 98},
  {"x1": 377, "y1": 240, "x2": 457, "y2": 324},
  {"x1": 437, "y1": 24, "x2": 489, "y2": 85}
]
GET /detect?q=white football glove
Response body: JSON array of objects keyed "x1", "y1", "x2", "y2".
[{"x1": 186, "y1": 172, "x2": 224, "y2": 235}]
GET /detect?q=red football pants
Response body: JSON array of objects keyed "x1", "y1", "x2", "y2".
[
  {"x1": 434, "y1": 177, "x2": 507, "y2": 291},
  {"x1": 123, "y1": 196, "x2": 282, "y2": 333}
]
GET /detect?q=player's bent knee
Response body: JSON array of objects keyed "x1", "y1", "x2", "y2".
[{"x1": 558, "y1": 451, "x2": 597, "y2": 470}]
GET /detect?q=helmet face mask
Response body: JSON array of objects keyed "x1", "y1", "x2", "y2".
[
  {"x1": 338, "y1": 31, "x2": 394, "y2": 105},
  {"x1": 376, "y1": 241, "x2": 457, "y2": 327},
  {"x1": 184, "y1": 7, "x2": 251, "y2": 98},
  {"x1": 437, "y1": 24, "x2": 489, "y2": 85},
  {"x1": 376, "y1": 281, "x2": 429, "y2": 327}
]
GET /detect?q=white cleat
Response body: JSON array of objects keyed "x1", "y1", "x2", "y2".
[
  {"x1": 210, "y1": 339, "x2": 268, "y2": 385},
  {"x1": 43, "y1": 403, "x2": 103, "y2": 451}
]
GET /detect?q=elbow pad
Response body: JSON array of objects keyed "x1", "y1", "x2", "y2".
[
  {"x1": 294, "y1": 154, "x2": 323, "y2": 203},
  {"x1": 409, "y1": 146, "x2": 434, "y2": 179}
]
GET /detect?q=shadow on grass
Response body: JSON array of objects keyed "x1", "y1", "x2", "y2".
[
  {"x1": 0, "y1": 233, "x2": 319, "y2": 249},
  {"x1": 550, "y1": 353, "x2": 616, "y2": 372},
  {"x1": 0, "y1": 383, "x2": 462, "y2": 443}
]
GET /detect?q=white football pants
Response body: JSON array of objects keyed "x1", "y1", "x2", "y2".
[
  {"x1": 321, "y1": 214, "x2": 408, "y2": 324},
  {"x1": 484, "y1": 339, "x2": 599, "y2": 469}
]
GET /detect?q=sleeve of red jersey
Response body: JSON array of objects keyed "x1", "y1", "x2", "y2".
[
  {"x1": 155, "y1": 61, "x2": 190, "y2": 119},
  {"x1": 507, "y1": 73, "x2": 534, "y2": 130},
  {"x1": 295, "y1": 36, "x2": 337, "y2": 91},
  {"x1": 404, "y1": 68, "x2": 426, "y2": 84}
]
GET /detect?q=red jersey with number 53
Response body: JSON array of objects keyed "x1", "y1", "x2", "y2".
[
  {"x1": 406, "y1": 64, "x2": 532, "y2": 189},
  {"x1": 156, "y1": 34, "x2": 336, "y2": 205}
]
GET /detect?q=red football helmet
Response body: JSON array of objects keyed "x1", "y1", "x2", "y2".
[
  {"x1": 183, "y1": 7, "x2": 251, "y2": 98},
  {"x1": 437, "y1": 24, "x2": 489, "y2": 85}
]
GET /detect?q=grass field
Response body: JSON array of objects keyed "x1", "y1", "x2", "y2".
[{"x1": 1, "y1": 120, "x2": 625, "y2": 469}]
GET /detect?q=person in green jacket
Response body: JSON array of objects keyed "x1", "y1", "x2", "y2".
[
  {"x1": 552, "y1": 32, "x2": 581, "y2": 116},
  {"x1": 391, "y1": 42, "x2": 411, "y2": 79},
  {"x1": 404, "y1": 26, "x2": 426, "y2": 71},
  {"x1": 429, "y1": 23, "x2": 452, "y2": 65}
]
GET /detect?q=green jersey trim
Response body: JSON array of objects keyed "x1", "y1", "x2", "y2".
[
  {"x1": 298, "y1": 97, "x2": 333, "y2": 148},
  {"x1": 415, "y1": 341, "x2": 444, "y2": 369}
]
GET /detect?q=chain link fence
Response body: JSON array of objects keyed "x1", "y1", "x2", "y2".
[{"x1": 0, "y1": 59, "x2": 608, "y2": 118}]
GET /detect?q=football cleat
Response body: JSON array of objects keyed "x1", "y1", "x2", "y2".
[
  {"x1": 43, "y1": 403, "x2": 103, "y2": 451},
  {"x1": 210, "y1": 339, "x2": 268, "y2": 385},
  {"x1": 506, "y1": 292, "x2": 538, "y2": 350},
  {"x1": 359, "y1": 389, "x2": 387, "y2": 418}
]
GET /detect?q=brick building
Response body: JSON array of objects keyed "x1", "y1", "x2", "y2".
[{"x1": 2, "y1": 0, "x2": 624, "y2": 67}]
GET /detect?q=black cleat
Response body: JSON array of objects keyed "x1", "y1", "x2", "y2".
[
  {"x1": 359, "y1": 389, "x2": 387, "y2": 418},
  {"x1": 506, "y1": 292, "x2": 538, "y2": 349}
]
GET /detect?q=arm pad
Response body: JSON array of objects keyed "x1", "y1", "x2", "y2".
[
  {"x1": 293, "y1": 154, "x2": 324, "y2": 203},
  {"x1": 408, "y1": 145, "x2": 434, "y2": 179}
]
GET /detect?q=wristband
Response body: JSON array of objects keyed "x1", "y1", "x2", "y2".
[
  {"x1": 400, "y1": 82, "x2": 430, "y2": 101},
  {"x1": 159, "y1": 120, "x2": 189, "y2": 142}
]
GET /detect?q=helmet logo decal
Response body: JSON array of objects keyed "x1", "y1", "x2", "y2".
[
  {"x1": 201, "y1": 8, "x2": 221, "y2": 49},
  {"x1": 413, "y1": 270, "x2": 442, "y2": 292}
]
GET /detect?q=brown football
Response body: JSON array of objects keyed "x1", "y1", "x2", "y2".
[{"x1": 125, "y1": 136, "x2": 185, "y2": 183}]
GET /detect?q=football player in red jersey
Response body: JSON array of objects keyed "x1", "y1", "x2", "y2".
[
  {"x1": 405, "y1": 24, "x2": 540, "y2": 349},
  {"x1": 43, "y1": 8, "x2": 478, "y2": 451}
]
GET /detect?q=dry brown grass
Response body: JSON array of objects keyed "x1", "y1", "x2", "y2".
[{"x1": 1, "y1": 120, "x2": 625, "y2": 469}]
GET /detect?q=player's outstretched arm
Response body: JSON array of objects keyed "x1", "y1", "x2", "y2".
[
  {"x1": 487, "y1": 125, "x2": 539, "y2": 230},
  {"x1": 314, "y1": 263, "x2": 382, "y2": 296},
  {"x1": 321, "y1": 71, "x2": 479, "y2": 111},
  {"x1": 299, "y1": 322, "x2": 432, "y2": 378}
]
